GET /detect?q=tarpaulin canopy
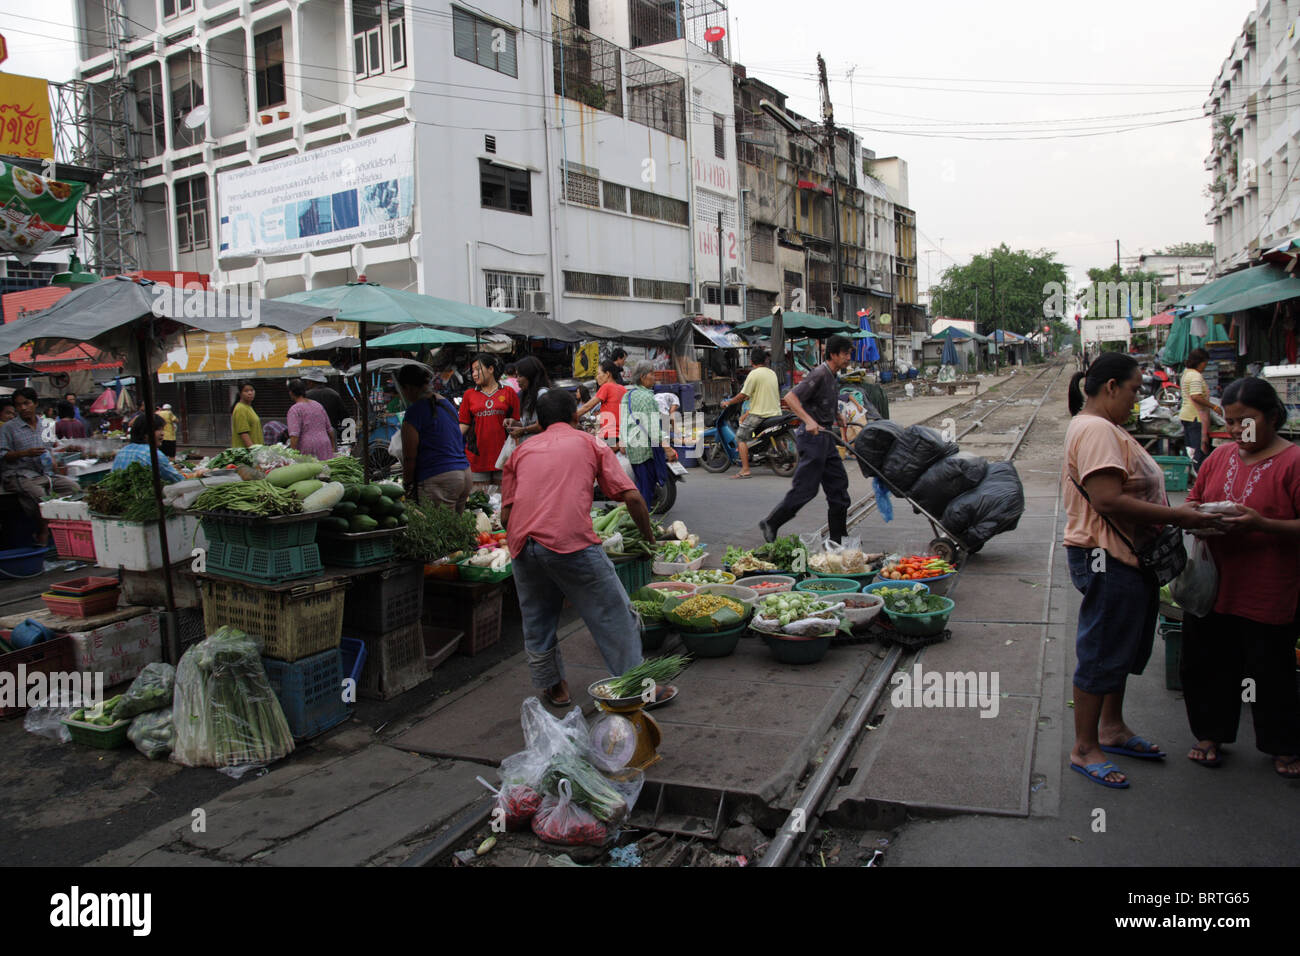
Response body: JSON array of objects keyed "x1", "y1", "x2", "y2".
[
  {"x1": 734, "y1": 311, "x2": 854, "y2": 338},
  {"x1": 157, "y1": 322, "x2": 363, "y2": 381},
  {"x1": 1197, "y1": 275, "x2": 1300, "y2": 316},
  {"x1": 1135, "y1": 311, "x2": 1177, "y2": 328},
  {"x1": 490, "y1": 310, "x2": 586, "y2": 342},
  {"x1": 929, "y1": 325, "x2": 990, "y2": 344},
  {"x1": 1177, "y1": 263, "x2": 1288, "y2": 309},
  {"x1": 992, "y1": 329, "x2": 1028, "y2": 343},
  {"x1": 276, "y1": 282, "x2": 512, "y2": 329},
  {"x1": 1159, "y1": 314, "x2": 1231, "y2": 365}
]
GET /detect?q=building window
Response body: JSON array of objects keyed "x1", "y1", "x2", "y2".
[
  {"x1": 162, "y1": 0, "x2": 194, "y2": 19},
  {"x1": 629, "y1": 187, "x2": 688, "y2": 225},
  {"x1": 453, "y1": 7, "x2": 518, "y2": 78},
  {"x1": 633, "y1": 278, "x2": 691, "y2": 301},
  {"x1": 562, "y1": 167, "x2": 601, "y2": 207},
  {"x1": 703, "y1": 284, "x2": 740, "y2": 306},
  {"x1": 254, "y1": 27, "x2": 286, "y2": 110},
  {"x1": 388, "y1": 1, "x2": 407, "y2": 69},
  {"x1": 564, "y1": 271, "x2": 630, "y2": 296},
  {"x1": 480, "y1": 159, "x2": 532, "y2": 215},
  {"x1": 484, "y1": 271, "x2": 542, "y2": 311},
  {"x1": 714, "y1": 113, "x2": 725, "y2": 159},
  {"x1": 354, "y1": 2, "x2": 384, "y2": 78},
  {"x1": 169, "y1": 49, "x2": 204, "y2": 149},
  {"x1": 751, "y1": 224, "x2": 774, "y2": 263},
  {"x1": 175, "y1": 175, "x2": 209, "y2": 253},
  {"x1": 574, "y1": 0, "x2": 590, "y2": 29},
  {"x1": 602, "y1": 181, "x2": 627, "y2": 212},
  {"x1": 132, "y1": 63, "x2": 165, "y2": 159}
]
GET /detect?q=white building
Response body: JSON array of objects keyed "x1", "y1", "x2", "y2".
[
  {"x1": 1205, "y1": 0, "x2": 1300, "y2": 274},
  {"x1": 72, "y1": 0, "x2": 736, "y2": 332},
  {"x1": 1135, "y1": 252, "x2": 1213, "y2": 304}
]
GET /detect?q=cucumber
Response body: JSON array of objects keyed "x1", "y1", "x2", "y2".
[
  {"x1": 379, "y1": 516, "x2": 398, "y2": 529},
  {"x1": 350, "y1": 515, "x2": 380, "y2": 533},
  {"x1": 333, "y1": 501, "x2": 358, "y2": 518},
  {"x1": 358, "y1": 484, "x2": 384, "y2": 507},
  {"x1": 376, "y1": 481, "x2": 405, "y2": 499},
  {"x1": 288, "y1": 479, "x2": 324, "y2": 500},
  {"x1": 342, "y1": 484, "x2": 361, "y2": 503}
]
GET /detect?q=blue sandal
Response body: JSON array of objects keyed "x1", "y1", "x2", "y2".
[
  {"x1": 1071, "y1": 760, "x2": 1130, "y2": 789},
  {"x1": 1101, "y1": 736, "x2": 1167, "y2": 760}
]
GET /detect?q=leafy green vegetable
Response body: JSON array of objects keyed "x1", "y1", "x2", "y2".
[
  {"x1": 397, "y1": 502, "x2": 477, "y2": 560},
  {"x1": 755, "y1": 535, "x2": 804, "y2": 570},
  {"x1": 540, "y1": 753, "x2": 629, "y2": 824},
  {"x1": 876, "y1": 587, "x2": 948, "y2": 615},
  {"x1": 656, "y1": 540, "x2": 704, "y2": 563},
  {"x1": 468, "y1": 490, "x2": 493, "y2": 517},
  {"x1": 604, "y1": 655, "x2": 689, "y2": 699},
  {"x1": 208, "y1": 447, "x2": 255, "y2": 469},
  {"x1": 631, "y1": 599, "x2": 666, "y2": 622},
  {"x1": 86, "y1": 464, "x2": 172, "y2": 521},
  {"x1": 192, "y1": 480, "x2": 303, "y2": 516}
]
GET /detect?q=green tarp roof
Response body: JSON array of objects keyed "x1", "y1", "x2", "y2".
[
  {"x1": 1177, "y1": 263, "x2": 1288, "y2": 309},
  {"x1": 1198, "y1": 275, "x2": 1300, "y2": 316}
]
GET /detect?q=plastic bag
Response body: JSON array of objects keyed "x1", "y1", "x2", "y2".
[
  {"x1": 941, "y1": 461, "x2": 1026, "y2": 552},
  {"x1": 1168, "y1": 535, "x2": 1218, "y2": 618},
  {"x1": 497, "y1": 697, "x2": 590, "y2": 794},
  {"x1": 477, "y1": 775, "x2": 544, "y2": 831},
  {"x1": 171, "y1": 626, "x2": 295, "y2": 770},
  {"x1": 532, "y1": 779, "x2": 609, "y2": 847},
  {"x1": 881, "y1": 425, "x2": 960, "y2": 492},
  {"x1": 22, "y1": 682, "x2": 92, "y2": 742},
  {"x1": 852, "y1": 420, "x2": 906, "y2": 474},
  {"x1": 388, "y1": 428, "x2": 403, "y2": 465},
  {"x1": 909, "y1": 452, "x2": 989, "y2": 517},
  {"x1": 873, "y1": 478, "x2": 894, "y2": 522},
  {"x1": 615, "y1": 451, "x2": 634, "y2": 480},
  {"x1": 128, "y1": 707, "x2": 174, "y2": 760},
  {"x1": 116, "y1": 662, "x2": 175, "y2": 719}
]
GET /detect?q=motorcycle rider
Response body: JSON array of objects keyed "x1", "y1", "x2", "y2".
[
  {"x1": 720, "y1": 347, "x2": 782, "y2": 480},
  {"x1": 760, "y1": 335, "x2": 855, "y2": 544}
]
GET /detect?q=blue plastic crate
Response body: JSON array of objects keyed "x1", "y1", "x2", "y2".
[
  {"x1": 339, "y1": 637, "x2": 367, "y2": 697},
  {"x1": 261, "y1": 649, "x2": 349, "y2": 741}
]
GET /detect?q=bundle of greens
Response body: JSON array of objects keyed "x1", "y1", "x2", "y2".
[
  {"x1": 875, "y1": 587, "x2": 950, "y2": 615},
  {"x1": 207, "y1": 447, "x2": 255, "y2": 470},
  {"x1": 656, "y1": 540, "x2": 704, "y2": 563},
  {"x1": 600, "y1": 655, "x2": 689, "y2": 699},
  {"x1": 755, "y1": 535, "x2": 805, "y2": 571},
  {"x1": 171, "y1": 626, "x2": 294, "y2": 769},
  {"x1": 540, "y1": 752, "x2": 630, "y2": 824},
  {"x1": 630, "y1": 599, "x2": 666, "y2": 623},
  {"x1": 86, "y1": 464, "x2": 171, "y2": 521},
  {"x1": 397, "y1": 502, "x2": 477, "y2": 561},
  {"x1": 70, "y1": 694, "x2": 126, "y2": 726},
  {"x1": 467, "y1": 490, "x2": 493, "y2": 517},
  {"x1": 592, "y1": 504, "x2": 655, "y2": 557},
  {"x1": 192, "y1": 480, "x2": 302, "y2": 516},
  {"x1": 325, "y1": 455, "x2": 364, "y2": 485}
]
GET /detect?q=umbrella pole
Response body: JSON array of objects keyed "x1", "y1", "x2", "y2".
[
  {"x1": 134, "y1": 328, "x2": 178, "y2": 648},
  {"x1": 360, "y1": 326, "x2": 371, "y2": 483}
]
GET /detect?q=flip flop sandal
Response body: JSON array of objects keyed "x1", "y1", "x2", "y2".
[
  {"x1": 1188, "y1": 746, "x2": 1222, "y2": 768},
  {"x1": 730, "y1": 473, "x2": 753, "y2": 479},
  {"x1": 543, "y1": 688, "x2": 572, "y2": 707},
  {"x1": 1274, "y1": 757, "x2": 1300, "y2": 778},
  {"x1": 1070, "y1": 760, "x2": 1130, "y2": 789},
  {"x1": 1101, "y1": 735, "x2": 1167, "y2": 760}
]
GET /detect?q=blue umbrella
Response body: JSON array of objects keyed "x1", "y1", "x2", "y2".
[
  {"x1": 855, "y1": 313, "x2": 880, "y2": 363},
  {"x1": 941, "y1": 337, "x2": 960, "y2": 366}
]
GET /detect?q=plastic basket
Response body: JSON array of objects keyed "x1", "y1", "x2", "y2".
[
  {"x1": 261, "y1": 649, "x2": 349, "y2": 740},
  {"x1": 425, "y1": 579, "x2": 504, "y2": 656},
  {"x1": 354, "y1": 622, "x2": 429, "y2": 699},
  {"x1": 342, "y1": 562, "x2": 424, "y2": 637},
  {"x1": 318, "y1": 533, "x2": 397, "y2": 568},
  {"x1": 1152, "y1": 455, "x2": 1193, "y2": 492},
  {"x1": 0, "y1": 547, "x2": 48, "y2": 578},
  {"x1": 457, "y1": 557, "x2": 513, "y2": 583},
  {"x1": 48, "y1": 520, "x2": 97, "y2": 561},
  {"x1": 339, "y1": 637, "x2": 368, "y2": 693},
  {"x1": 200, "y1": 576, "x2": 347, "y2": 662},
  {"x1": 612, "y1": 555, "x2": 652, "y2": 595},
  {"x1": 61, "y1": 714, "x2": 133, "y2": 749},
  {"x1": 206, "y1": 539, "x2": 323, "y2": 584},
  {"x1": 49, "y1": 576, "x2": 119, "y2": 596},
  {"x1": 200, "y1": 514, "x2": 319, "y2": 550},
  {"x1": 42, "y1": 589, "x2": 121, "y2": 619},
  {"x1": 0, "y1": 636, "x2": 74, "y2": 718}
]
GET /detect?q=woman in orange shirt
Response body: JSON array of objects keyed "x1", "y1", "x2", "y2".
[{"x1": 576, "y1": 360, "x2": 626, "y2": 445}]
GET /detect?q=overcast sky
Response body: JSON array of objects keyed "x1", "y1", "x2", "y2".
[{"x1": 1, "y1": 0, "x2": 1260, "y2": 291}]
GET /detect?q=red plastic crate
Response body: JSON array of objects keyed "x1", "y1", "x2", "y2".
[
  {"x1": 41, "y1": 589, "x2": 122, "y2": 619},
  {"x1": 0, "y1": 636, "x2": 75, "y2": 718},
  {"x1": 48, "y1": 520, "x2": 97, "y2": 561},
  {"x1": 652, "y1": 370, "x2": 678, "y2": 383}
]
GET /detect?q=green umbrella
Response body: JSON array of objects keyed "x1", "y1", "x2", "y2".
[
  {"x1": 367, "y1": 327, "x2": 479, "y2": 348},
  {"x1": 850, "y1": 328, "x2": 877, "y2": 339},
  {"x1": 275, "y1": 281, "x2": 511, "y2": 329},
  {"x1": 734, "y1": 311, "x2": 853, "y2": 338}
]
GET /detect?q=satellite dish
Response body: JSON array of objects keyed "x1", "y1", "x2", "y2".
[{"x1": 182, "y1": 105, "x2": 210, "y2": 129}]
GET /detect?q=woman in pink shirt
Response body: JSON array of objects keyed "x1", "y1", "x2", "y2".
[
  {"x1": 1182, "y1": 376, "x2": 1300, "y2": 777},
  {"x1": 576, "y1": 360, "x2": 626, "y2": 444},
  {"x1": 287, "y1": 380, "x2": 335, "y2": 461}
]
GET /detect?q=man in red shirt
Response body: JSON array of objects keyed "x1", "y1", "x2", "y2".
[{"x1": 502, "y1": 389, "x2": 655, "y2": 706}]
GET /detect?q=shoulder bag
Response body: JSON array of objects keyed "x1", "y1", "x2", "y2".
[{"x1": 1070, "y1": 477, "x2": 1186, "y2": 585}]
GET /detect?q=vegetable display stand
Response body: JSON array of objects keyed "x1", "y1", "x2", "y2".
[
  {"x1": 342, "y1": 562, "x2": 424, "y2": 637},
  {"x1": 354, "y1": 622, "x2": 430, "y2": 699},
  {"x1": 262, "y1": 648, "x2": 350, "y2": 740},
  {"x1": 0, "y1": 636, "x2": 74, "y2": 718},
  {"x1": 48, "y1": 519, "x2": 96, "y2": 561},
  {"x1": 205, "y1": 539, "x2": 323, "y2": 584},
  {"x1": 197, "y1": 511, "x2": 320, "y2": 550},
  {"x1": 200, "y1": 574, "x2": 348, "y2": 662},
  {"x1": 612, "y1": 555, "x2": 653, "y2": 596},
  {"x1": 91, "y1": 514, "x2": 206, "y2": 572},
  {"x1": 317, "y1": 528, "x2": 399, "y2": 568},
  {"x1": 424, "y1": 579, "x2": 504, "y2": 656}
]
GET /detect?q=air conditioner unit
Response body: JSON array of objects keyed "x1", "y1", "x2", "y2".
[
  {"x1": 725, "y1": 266, "x2": 744, "y2": 285},
  {"x1": 526, "y1": 290, "x2": 551, "y2": 313},
  {"x1": 683, "y1": 296, "x2": 703, "y2": 315}
]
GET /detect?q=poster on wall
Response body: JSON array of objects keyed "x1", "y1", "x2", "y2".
[
  {"x1": 217, "y1": 126, "x2": 415, "y2": 259},
  {"x1": 0, "y1": 72, "x2": 55, "y2": 159},
  {"x1": 0, "y1": 160, "x2": 86, "y2": 262}
]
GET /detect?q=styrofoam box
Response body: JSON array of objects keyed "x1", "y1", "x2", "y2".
[
  {"x1": 90, "y1": 514, "x2": 206, "y2": 572},
  {"x1": 40, "y1": 497, "x2": 90, "y2": 521},
  {"x1": 66, "y1": 611, "x2": 162, "y2": 678}
]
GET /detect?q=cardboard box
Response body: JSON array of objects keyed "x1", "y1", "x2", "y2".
[{"x1": 66, "y1": 612, "x2": 162, "y2": 675}]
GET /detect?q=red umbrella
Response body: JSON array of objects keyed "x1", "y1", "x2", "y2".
[{"x1": 1146, "y1": 311, "x2": 1176, "y2": 326}]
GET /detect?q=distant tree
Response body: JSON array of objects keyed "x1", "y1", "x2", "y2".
[
  {"x1": 1078, "y1": 264, "x2": 1166, "y2": 320},
  {"x1": 1152, "y1": 241, "x2": 1214, "y2": 257},
  {"x1": 931, "y1": 243, "x2": 1068, "y2": 336}
]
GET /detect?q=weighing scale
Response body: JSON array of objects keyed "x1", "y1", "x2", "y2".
[{"x1": 587, "y1": 681, "x2": 663, "y2": 771}]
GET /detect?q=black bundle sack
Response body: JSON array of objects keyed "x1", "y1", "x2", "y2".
[
  {"x1": 909, "y1": 452, "x2": 989, "y2": 516},
  {"x1": 851, "y1": 420, "x2": 906, "y2": 477},
  {"x1": 941, "y1": 461, "x2": 1026, "y2": 553},
  {"x1": 881, "y1": 425, "x2": 960, "y2": 492}
]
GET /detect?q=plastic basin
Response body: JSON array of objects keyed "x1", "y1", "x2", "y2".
[
  {"x1": 670, "y1": 570, "x2": 736, "y2": 585},
  {"x1": 809, "y1": 568, "x2": 877, "y2": 584},
  {"x1": 841, "y1": 592, "x2": 885, "y2": 627},
  {"x1": 795, "y1": 577, "x2": 862, "y2": 597},
  {"x1": 882, "y1": 596, "x2": 955, "y2": 636},
  {"x1": 641, "y1": 622, "x2": 669, "y2": 652},
  {"x1": 761, "y1": 632, "x2": 832, "y2": 664},
  {"x1": 862, "y1": 580, "x2": 930, "y2": 598},
  {"x1": 678, "y1": 623, "x2": 745, "y2": 658},
  {"x1": 693, "y1": 583, "x2": 758, "y2": 610},
  {"x1": 645, "y1": 581, "x2": 696, "y2": 598},
  {"x1": 735, "y1": 574, "x2": 796, "y2": 595}
]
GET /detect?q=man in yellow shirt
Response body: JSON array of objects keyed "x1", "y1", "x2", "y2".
[
  {"x1": 156, "y1": 404, "x2": 179, "y2": 457},
  {"x1": 721, "y1": 348, "x2": 782, "y2": 478},
  {"x1": 1178, "y1": 349, "x2": 1212, "y2": 466}
]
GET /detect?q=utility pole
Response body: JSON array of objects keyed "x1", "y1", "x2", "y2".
[
  {"x1": 989, "y1": 260, "x2": 996, "y2": 337},
  {"x1": 818, "y1": 53, "x2": 843, "y2": 324}
]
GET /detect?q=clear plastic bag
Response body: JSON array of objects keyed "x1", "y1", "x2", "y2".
[
  {"x1": 128, "y1": 707, "x2": 174, "y2": 760},
  {"x1": 477, "y1": 775, "x2": 544, "y2": 831},
  {"x1": 532, "y1": 779, "x2": 609, "y2": 847},
  {"x1": 171, "y1": 626, "x2": 295, "y2": 770},
  {"x1": 1169, "y1": 534, "x2": 1218, "y2": 618},
  {"x1": 22, "y1": 684, "x2": 91, "y2": 742},
  {"x1": 497, "y1": 697, "x2": 590, "y2": 794},
  {"x1": 116, "y1": 662, "x2": 176, "y2": 719}
]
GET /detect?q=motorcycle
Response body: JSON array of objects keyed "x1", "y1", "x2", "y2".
[
  {"x1": 591, "y1": 446, "x2": 684, "y2": 516},
  {"x1": 699, "y1": 404, "x2": 800, "y2": 478},
  {"x1": 1140, "y1": 364, "x2": 1181, "y2": 410}
]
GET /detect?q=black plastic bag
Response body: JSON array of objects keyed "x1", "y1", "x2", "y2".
[
  {"x1": 852, "y1": 420, "x2": 905, "y2": 477},
  {"x1": 941, "y1": 461, "x2": 1026, "y2": 552},
  {"x1": 909, "y1": 453, "x2": 989, "y2": 516},
  {"x1": 881, "y1": 426, "x2": 960, "y2": 492}
]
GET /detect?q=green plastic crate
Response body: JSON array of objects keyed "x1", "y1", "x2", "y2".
[
  {"x1": 1152, "y1": 455, "x2": 1193, "y2": 492},
  {"x1": 318, "y1": 534, "x2": 396, "y2": 568},
  {"x1": 457, "y1": 559, "x2": 512, "y2": 583},
  {"x1": 200, "y1": 516, "x2": 319, "y2": 549},
  {"x1": 612, "y1": 555, "x2": 652, "y2": 596},
  {"x1": 61, "y1": 715, "x2": 132, "y2": 749},
  {"x1": 206, "y1": 539, "x2": 323, "y2": 584}
]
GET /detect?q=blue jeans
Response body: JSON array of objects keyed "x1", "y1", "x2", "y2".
[
  {"x1": 1066, "y1": 546, "x2": 1158, "y2": 695},
  {"x1": 1182, "y1": 420, "x2": 1206, "y2": 467},
  {"x1": 512, "y1": 540, "x2": 642, "y2": 689}
]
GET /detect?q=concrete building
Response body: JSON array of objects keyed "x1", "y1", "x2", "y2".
[
  {"x1": 71, "y1": 0, "x2": 736, "y2": 338},
  {"x1": 1136, "y1": 252, "x2": 1214, "y2": 305},
  {"x1": 1205, "y1": 0, "x2": 1300, "y2": 274}
]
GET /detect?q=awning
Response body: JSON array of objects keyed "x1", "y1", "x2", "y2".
[
  {"x1": 1177, "y1": 263, "x2": 1288, "y2": 308},
  {"x1": 693, "y1": 323, "x2": 746, "y2": 348},
  {"x1": 155, "y1": 321, "x2": 358, "y2": 381},
  {"x1": 1197, "y1": 275, "x2": 1300, "y2": 316}
]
